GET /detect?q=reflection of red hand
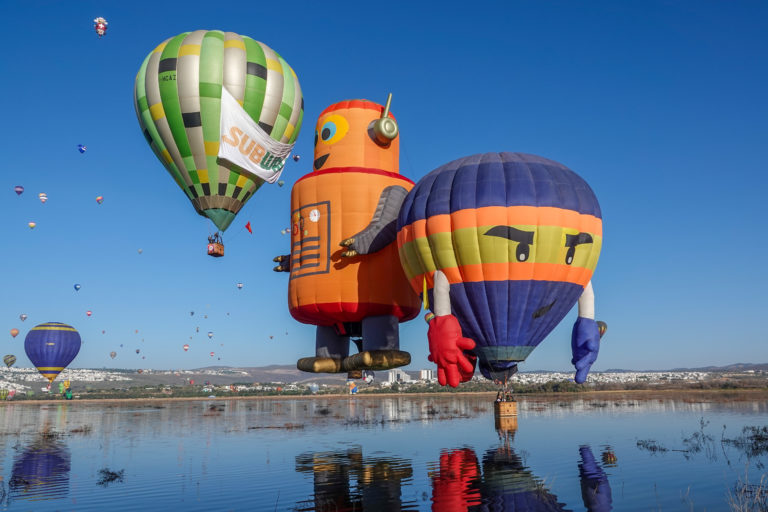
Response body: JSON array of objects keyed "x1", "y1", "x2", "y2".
[
  {"x1": 431, "y1": 448, "x2": 481, "y2": 512},
  {"x1": 427, "y1": 315, "x2": 477, "y2": 388}
]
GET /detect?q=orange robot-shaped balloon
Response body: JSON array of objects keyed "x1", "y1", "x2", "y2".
[{"x1": 274, "y1": 95, "x2": 420, "y2": 374}]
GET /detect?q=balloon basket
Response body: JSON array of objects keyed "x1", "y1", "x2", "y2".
[
  {"x1": 494, "y1": 400, "x2": 517, "y2": 418},
  {"x1": 207, "y1": 242, "x2": 224, "y2": 257}
]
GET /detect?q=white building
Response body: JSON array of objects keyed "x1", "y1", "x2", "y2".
[
  {"x1": 387, "y1": 369, "x2": 411, "y2": 383},
  {"x1": 419, "y1": 369, "x2": 435, "y2": 381}
]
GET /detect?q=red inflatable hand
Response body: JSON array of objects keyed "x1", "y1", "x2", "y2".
[
  {"x1": 431, "y1": 448, "x2": 481, "y2": 512},
  {"x1": 427, "y1": 314, "x2": 477, "y2": 388}
]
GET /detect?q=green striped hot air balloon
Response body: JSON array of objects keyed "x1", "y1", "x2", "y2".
[{"x1": 134, "y1": 30, "x2": 304, "y2": 232}]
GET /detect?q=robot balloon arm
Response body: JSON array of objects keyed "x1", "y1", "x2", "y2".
[
  {"x1": 427, "y1": 270, "x2": 477, "y2": 387},
  {"x1": 340, "y1": 185, "x2": 408, "y2": 256},
  {"x1": 571, "y1": 281, "x2": 601, "y2": 383}
]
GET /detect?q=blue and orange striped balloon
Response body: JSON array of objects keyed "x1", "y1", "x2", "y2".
[
  {"x1": 24, "y1": 322, "x2": 82, "y2": 383},
  {"x1": 397, "y1": 152, "x2": 602, "y2": 378}
]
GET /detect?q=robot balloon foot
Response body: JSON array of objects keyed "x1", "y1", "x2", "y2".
[
  {"x1": 343, "y1": 350, "x2": 411, "y2": 371},
  {"x1": 297, "y1": 357, "x2": 344, "y2": 373}
]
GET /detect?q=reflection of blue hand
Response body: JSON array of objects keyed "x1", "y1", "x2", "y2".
[
  {"x1": 571, "y1": 317, "x2": 600, "y2": 383},
  {"x1": 578, "y1": 446, "x2": 612, "y2": 512}
]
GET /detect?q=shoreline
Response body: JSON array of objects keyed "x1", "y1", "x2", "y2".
[{"x1": 1, "y1": 388, "x2": 767, "y2": 406}]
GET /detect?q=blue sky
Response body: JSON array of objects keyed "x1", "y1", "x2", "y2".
[{"x1": 1, "y1": 0, "x2": 766, "y2": 375}]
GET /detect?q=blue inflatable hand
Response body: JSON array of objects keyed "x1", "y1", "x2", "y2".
[{"x1": 571, "y1": 317, "x2": 600, "y2": 383}]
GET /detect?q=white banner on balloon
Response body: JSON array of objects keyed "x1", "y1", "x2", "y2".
[{"x1": 218, "y1": 87, "x2": 294, "y2": 183}]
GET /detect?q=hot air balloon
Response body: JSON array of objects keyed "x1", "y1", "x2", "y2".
[
  {"x1": 86, "y1": 310, "x2": 92, "y2": 317},
  {"x1": 210, "y1": 352, "x2": 215, "y2": 357},
  {"x1": 236, "y1": 282, "x2": 243, "y2": 290},
  {"x1": 183, "y1": 344, "x2": 189, "y2": 351},
  {"x1": 293, "y1": 155, "x2": 300, "y2": 162},
  {"x1": 207, "y1": 332, "x2": 213, "y2": 339},
  {"x1": 397, "y1": 152, "x2": 604, "y2": 386},
  {"x1": 10, "y1": 329, "x2": 19, "y2": 338},
  {"x1": 597, "y1": 321, "x2": 607, "y2": 338},
  {"x1": 20, "y1": 314, "x2": 27, "y2": 322},
  {"x1": 96, "y1": 196, "x2": 104, "y2": 204},
  {"x1": 28, "y1": 222, "x2": 36, "y2": 229},
  {"x1": 24, "y1": 322, "x2": 81, "y2": 384},
  {"x1": 190, "y1": 311, "x2": 194, "y2": 316},
  {"x1": 102, "y1": 330, "x2": 106, "y2": 334},
  {"x1": 137, "y1": 369, "x2": 143, "y2": 374},
  {"x1": 14, "y1": 185, "x2": 24, "y2": 195},
  {"x1": 136, "y1": 349, "x2": 140, "y2": 354},
  {"x1": 4, "y1": 355, "x2": 16, "y2": 367},
  {"x1": 93, "y1": 17, "x2": 108, "y2": 37},
  {"x1": 77, "y1": 144, "x2": 87, "y2": 153},
  {"x1": 134, "y1": 31, "x2": 304, "y2": 256},
  {"x1": 73, "y1": 284, "x2": 81, "y2": 291},
  {"x1": 277, "y1": 180, "x2": 285, "y2": 187},
  {"x1": 109, "y1": 351, "x2": 116, "y2": 359},
  {"x1": 138, "y1": 248, "x2": 143, "y2": 254},
  {"x1": 38, "y1": 193, "x2": 48, "y2": 204},
  {"x1": 282, "y1": 96, "x2": 419, "y2": 375}
]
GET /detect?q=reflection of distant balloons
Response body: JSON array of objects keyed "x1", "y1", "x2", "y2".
[
  {"x1": 10, "y1": 437, "x2": 71, "y2": 501},
  {"x1": 10, "y1": 328, "x2": 19, "y2": 338}
]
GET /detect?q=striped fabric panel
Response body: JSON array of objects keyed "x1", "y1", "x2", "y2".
[
  {"x1": 258, "y1": 43, "x2": 283, "y2": 135},
  {"x1": 177, "y1": 31, "x2": 208, "y2": 193},
  {"x1": 198, "y1": 31, "x2": 224, "y2": 195}
]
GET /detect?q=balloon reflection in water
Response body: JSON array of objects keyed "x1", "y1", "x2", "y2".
[
  {"x1": 9, "y1": 436, "x2": 71, "y2": 501},
  {"x1": 429, "y1": 438, "x2": 613, "y2": 511},
  {"x1": 295, "y1": 447, "x2": 412, "y2": 511}
]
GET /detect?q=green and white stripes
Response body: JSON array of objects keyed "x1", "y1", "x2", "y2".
[{"x1": 134, "y1": 30, "x2": 304, "y2": 231}]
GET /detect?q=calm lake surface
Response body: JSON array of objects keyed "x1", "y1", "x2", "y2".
[{"x1": 0, "y1": 391, "x2": 766, "y2": 511}]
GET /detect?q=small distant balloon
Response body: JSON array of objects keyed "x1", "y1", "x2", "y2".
[
  {"x1": 96, "y1": 196, "x2": 104, "y2": 204},
  {"x1": 190, "y1": 311, "x2": 194, "y2": 316},
  {"x1": 136, "y1": 349, "x2": 140, "y2": 354},
  {"x1": 74, "y1": 284, "x2": 81, "y2": 291},
  {"x1": 77, "y1": 144, "x2": 87, "y2": 153},
  {"x1": 137, "y1": 369, "x2": 143, "y2": 374},
  {"x1": 93, "y1": 17, "x2": 108, "y2": 37},
  {"x1": 3, "y1": 355, "x2": 15, "y2": 368},
  {"x1": 210, "y1": 352, "x2": 215, "y2": 357},
  {"x1": 207, "y1": 332, "x2": 213, "y2": 339},
  {"x1": 10, "y1": 329, "x2": 19, "y2": 338},
  {"x1": 597, "y1": 321, "x2": 608, "y2": 338},
  {"x1": 183, "y1": 344, "x2": 189, "y2": 352},
  {"x1": 14, "y1": 185, "x2": 24, "y2": 195},
  {"x1": 277, "y1": 180, "x2": 285, "y2": 187},
  {"x1": 142, "y1": 356, "x2": 145, "y2": 360},
  {"x1": 135, "y1": 330, "x2": 139, "y2": 334},
  {"x1": 236, "y1": 283, "x2": 243, "y2": 290},
  {"x1": 293, "y1": 155, "x2": 300, "y2": 162},
  {"x1": 19, "y1": 314, "x2": 27, "y2": 322},
  {"x1": 120, "y1": 344, "x2": 123, "y2": 348},
  {"x1": 86, "y1": 310, "x2": 92, "y2": 317},
  {"x1": 204, "y1": 315, "x2": 208, "y2": 319},
  {"x1": 101, "y1": 330, "x2": 105, "y2": 334},
  {"x1": 38, "y1": 193, "x2": 48, "y2": 204},
  {"x1": 138, "y1": 248, "x2": 143, "y2": 254},
  {"x1": 269, "y1": 335, "x2": 273, "y2": 340},
  {"x1": 28, "y1": 222, "x2": 36, "y2": 229},
  {"x1": 109, "y1": 351, "x2": 116, "y2": 359}
]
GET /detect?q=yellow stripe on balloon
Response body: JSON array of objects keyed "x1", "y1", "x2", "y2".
[
  {"x1": 178, "y1": 44, "x2": 201, "y2": 57},
  {"x1": 149, "y1": 103, "x2": 165, "y2": 121},
  {"x1": 266, "y1": 59, "x2": 282, "y2": 73},
  {"x1": 224, "y1": 39, "x2": 246, "y2": 50},
  {"x1": 31, "y1": 326, "x2": 77, "y2": 332}
]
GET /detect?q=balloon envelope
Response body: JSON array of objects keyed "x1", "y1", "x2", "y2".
[
  {"x1": 109, "y1": 351, "x2": 116, "y2": 359},
  {"x1": 86, "y1": 311, "x2": 92, "y2": 317},
  {"x1": 77, "y1": 144, "x2": 86, "y2": 153},
  {"x1": 397, "y1": 152, "x2": 602, "y2": 378},
  {"x1": 10, "y1": 329, "x2": 19, "y2": 338},
  {"x1": 183, "y1": 344, "x2": 189, "y2": 351},
  {"x1": 28, "y1": 222, "x2": 36, "y2": 229},
  {"x1": 236, "y1": 283, "x2": 243, "y2": 289},
  {"x1": 207, "y1": 332, "x2": 213, "y2": 339},
  {"x1": 3, "y1": 354, "x2": 16, "y2": 367},
  {"x1": 20, "y1": 314, "x2": 27, "y2": 322},
  {"x1": 133, "y1": 30, "x2": 304, "y2": 231},
  {"x1": 24, "y1": 322, "x2": 82, "y2": 383},
  {"x1": 73, "y1": 284, "x2": 81, "y2": 291},
  {"x1": 597, "y1": 321, "x2": 607, "y2": 338},
  {"x1": 96, "y1": 196, "x2": 104, "y2": 204},
  {"x1": 14, "y1": 185, "x2": 24, "y2": 195}
]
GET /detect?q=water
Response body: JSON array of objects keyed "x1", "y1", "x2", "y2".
[{"x1": 0, "y1": 392, "x2": 766, "y2": 511}]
